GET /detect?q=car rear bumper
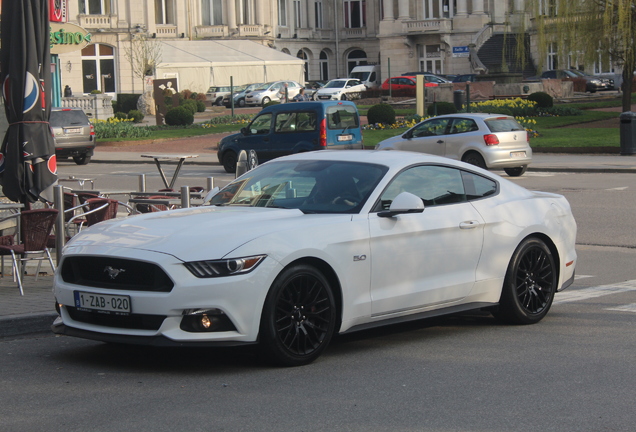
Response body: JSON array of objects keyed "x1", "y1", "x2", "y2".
[
  {"x1": 483, "y1": 146, "x2": 533, "y2": 168},
  {"x1": 56, "y1": 146, "x2": 95, "y2": 158}
]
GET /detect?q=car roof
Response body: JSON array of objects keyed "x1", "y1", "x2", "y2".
[
  {"x1": 424, "y1": 113, "x2": 515, "y2": 120},
  {"x1": 260, "y1": 100, "x2": 358, "y2": 113}
]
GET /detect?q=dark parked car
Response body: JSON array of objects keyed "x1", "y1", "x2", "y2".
[
  {"x1": 529, "y1": 69, "x2": 614, "y2": 92},
  {"x1": 452, "y1": 74, "x2": 477, "y2": 83},
  {"x1": 50, "y1": 107, "x2": 94, "y2": 165}
]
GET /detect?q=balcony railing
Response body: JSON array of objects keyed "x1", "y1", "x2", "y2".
[
  {"x1": 61, "y1": 95, "x2": 113, "y2": 121},
  {"x1": 156, "y1": 25, "x2": 177, "y2": 38},
  {"x1": 195, "y1": 25, "x2": 228, "y2": 38},
  {"x1": 403, "y1": 19, "x2": 453, "y2": 33},
  {"x1": 78, "y1": 15, "x2": 118, "y2": 29},
  {"x1": 238, "y1": 24, "x2": 262, "y2": 37},
  {"x1": 313, "y1": 28, "x2": 334, "y2": 39},
  {"x1": 341, "y1": 27, "x2": 367, "y2": 39}
]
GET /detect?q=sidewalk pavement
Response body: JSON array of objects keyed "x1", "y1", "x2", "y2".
[{"x1": 1, "y1": 151, "x2": 636, "y2": 340}]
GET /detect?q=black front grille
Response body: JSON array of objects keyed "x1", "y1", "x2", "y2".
[
  {"x1": 61, "y1": 256, "x2": 174, "y2": 292},
  {"x1": 67, "y1": 306, "x2": 166, "y2": 330}
]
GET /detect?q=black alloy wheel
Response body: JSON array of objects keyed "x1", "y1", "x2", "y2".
[
  {"x1": 260, "y1": 264, "x2": 337, "y2": 366},
  {"x1": 493, "y1": 237, "x2": 557, "y2": 325},
  {"x1": 222, "y1": 151, "x2": 237, "y2": 174},
  {"x1": 462, "y1": 151, "x2": 487, "y2": 170},
  {"x1": 504, "y1": 166, "x2": 527, "y2": 177}
]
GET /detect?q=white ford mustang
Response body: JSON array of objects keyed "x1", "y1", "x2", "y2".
[{"x1": 52, "y1": 151, "x2": 577, "y2": 366}]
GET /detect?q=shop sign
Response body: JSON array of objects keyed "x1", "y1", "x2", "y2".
[{"x1": 50, "y1": 22, "x2": 91, "y2": 54}]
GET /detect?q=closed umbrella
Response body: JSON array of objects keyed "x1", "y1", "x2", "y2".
[{"x1": 0, "y1": 0, "x2": 58, "y2": 204}]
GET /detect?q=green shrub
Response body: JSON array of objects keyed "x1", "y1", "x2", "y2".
[
  {"x1": 127, "y1": 109, "x2": 144, "y2": 123},
  {"x1": 427, "y1": 101, "x2": 457, "y2": 116},
  {"x1": 205, "y1": 114, "x2": 254, "y2": 125},
  {"x1": 93, "y1": 120, "x2": 152, "y2": 139},
  {"x1": 367, "y1": 104, "x2": 396, "y2": 125},
  {"x1": 541, "y1": 105, "x2": 582, "y2": 116},
  {"x1": 114, "y1": 111, "x2": 127, "y2": 120},
  {"x1": 90, "y1": 89, "x2": 102, "y2": 94},
  {"x1": 527, "y1": 91, "x2": 554, "y2": 108},
  {"x1": 114, "y1": 94, "x2": 141, "y2": 113},
  {"x1": 165, "y1": 106, "x2": 194, "y2": 126},
  {"x1": 179, "y1": 99, "x2": 198, "y2": 115},
  {"x1": 263, "y1": 100, "x2": 280, "y2": 108},
  {"x1": 196, "y1": 100, "x2": 206, "y2": 112}
]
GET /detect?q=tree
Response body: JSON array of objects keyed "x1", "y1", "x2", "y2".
[
  {"x1": 519, "y1": 0, "x2": 635, "y2": 112},
  {"x1": 124, "y1": 34, "x2": 163, "y2": 91}
]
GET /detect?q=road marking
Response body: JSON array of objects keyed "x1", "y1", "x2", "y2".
[
  {"x1": 605, "y1": 187, "x2": 628, "y2": 191},
  {"x1": 553, "y1": 279, "x2": 636, "y2": 305},
  {"x1": 574, "y1": 275, "x2": 594, "y2": 280},
  {"x1": 606, "y1": 303, "x2": 636, "y2": 313}
]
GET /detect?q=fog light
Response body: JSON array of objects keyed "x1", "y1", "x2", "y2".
[{"x1": 180, "y1": 309, "x2": 237, "y2": 333}]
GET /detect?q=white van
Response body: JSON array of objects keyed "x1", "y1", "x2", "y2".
[{"x1": 349, "y1": 65, "x2": 381, "y2": 89}]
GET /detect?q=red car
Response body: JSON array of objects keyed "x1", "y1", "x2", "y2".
[{"x1": 381, "y1": 76, "x2": 438, "y2": 91}]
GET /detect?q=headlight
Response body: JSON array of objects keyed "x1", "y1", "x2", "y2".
[
  {"x1": 184, "y1": 255, "x2": 266, "y2": 278},
  {"x1": 589, "y1": 79, "x2": 601, "y2": 84}
]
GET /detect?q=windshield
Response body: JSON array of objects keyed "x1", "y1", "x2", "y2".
[
  {"x1": 254, "y1": 82, "x2": 274, "y2": 91},
  {"x1": 324, "y1": 80, "x2": 347, "y2": 89},
  {"x1": 210, "y1": 160, "x2": 388, "y2": 214},
  {"x1": 350, "y1": 72, "x2": 370, "y2": 81}
]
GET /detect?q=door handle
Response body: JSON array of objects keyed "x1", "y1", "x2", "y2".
[
  {"x1": 459, "y1": 220, "x2": 480, "y2": 229},
  {"x1": 436, "y1": 140, "x2": 444, "y2": 144}
]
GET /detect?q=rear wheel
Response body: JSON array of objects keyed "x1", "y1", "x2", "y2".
[
  {"x1": 504, "y1": 166, "x2": 527, "y2": 177},
  {"x1": 261, "y1": 97, "x2": 271, "y2": 106},
  {"x1": 492, "y1": 237, "x2": 557, "y2": 325},
  {"x1": 73, "y1": 154, "x2": 91, "y2": 165},
  {"x1": 461, "y1": 152, "x2": 487, "y2": 170},
  {"x1": 237, "y1": 98, "x2": 246, "y2": 107},
  {"x1": 222, "y1": 151, "x2": 237, "y2": 174},
  {"x1": 259, "y1": 264, "x2": 337, "y2": 366}
]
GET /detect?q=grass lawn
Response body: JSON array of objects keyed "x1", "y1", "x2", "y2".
[
  {"x1": 98, "y1": 123, "x2": 243, "y2": 143},
  {"x1": 530, "y1": 128, "x2": 619, "y2": 147}
]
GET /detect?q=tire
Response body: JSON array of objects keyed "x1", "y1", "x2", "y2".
[
  {"x1": 504, "y1": 166, "x2": 527, "y2": 177},
  {"x1": 259, "y1": 264, "x2": 337, "y2": 367},
  {"x1": 493, "y1": 237, "x2": 557, "y2": 325},
  {"x1": 222, "y1": 151, "x2": 237, "y2": 174},
  {"x1": 238, "y1": 98, "x2": 246, "y2": 107},
  {"x1": 215, "y1": 97, "x2": 223, "y2": 106},
  {"x1": 461, "y1": 152, "x2": 487, "y2": 170},
  {"x1": 261, "y1": 97, "x2": 271, "y2": 107},
  {"x1": 73, "y1": 154, "x2": 91, "y2": 165},
  {"x1": 340, "y1": 94, "x2": 348, "y2": 101}
]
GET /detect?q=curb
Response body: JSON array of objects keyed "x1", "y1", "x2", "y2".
[{"x1": 0, "y1": 312, "x2": 58, "y2": 338}]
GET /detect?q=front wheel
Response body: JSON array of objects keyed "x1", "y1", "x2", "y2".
[
  {"x1": 261, "y1": 97, "x2": 271, "y2": 106},
  {"x1": 73, "y1": 154, "x2": 91, "y2": 165},
  {"x1": 340, "y1": 94, "x2": 348, "y2": 101},
  {"x1": 222, "y1": 151, "x2": 237, "y2": 174},
  {"x1": 259, "y1": 264, "x2": 337, "y2": 366},
  {"x1": 504, "y1": 166, "x2": 527, "y2": 177},
  {"x1": 492, "y1": 237, "x2": 557, "y2": 325},
  {"x1": 237, "y1": 98, "x2": 246, "y2": 107},
  {"x1": 461, "y1": 152, "x2": 487, "y2": 170}
]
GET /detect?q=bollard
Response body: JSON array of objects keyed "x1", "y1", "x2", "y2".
[
  {"x1": 54, "y1": 185, "x2": 65, "y2": 264},
  {"x1": 138, "y1": 174, "x2": 146, "y2": 192},
  {"x1": 181, "y1": 185, "x2": 190, "y2": 208},
  {"x1": 235, "y1": 150, "x2": 248, "y2": 178},
  {"x1": 206, "y1": 177, "x2": 215, "y2": 191}
]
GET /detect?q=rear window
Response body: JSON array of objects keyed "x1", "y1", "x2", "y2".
[
  {"x1": 49, "y1": 110, "x2": 89, "y2": 127},
  {"x1": 327, "y1": 105, "x2": 359, "y2": 129},
  {"x1": 484, "y1": 117, "x2": 524, "y2": 133}
]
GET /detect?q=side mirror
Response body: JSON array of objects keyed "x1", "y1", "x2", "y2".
[
  {"x1": 202, "y1": 187, "x2": 220, "y2": 205},
  {"x1": 403, "y1": 130, "x2": 413, "y2": 139},
  {"x1": 378, "y1": 192, "x2": 424, "y2": 218},
  {"x1": 240, "y1": 127, "x2": 249, "y2": 135}
]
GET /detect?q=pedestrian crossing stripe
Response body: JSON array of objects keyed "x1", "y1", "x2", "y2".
[
  {"x1": 605, "y1": 303, "x2": 636, "y2": 313},
  {"x1": 553, "y1": 279, "x2": 636, "y2": 305}
]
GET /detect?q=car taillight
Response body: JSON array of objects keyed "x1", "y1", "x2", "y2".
[
  {"x1": 90, "y1": 124, "x2": 95, "y2": 136},
  {"x1": 320, "y1": 118, "x2": 327, "y2": 147},
  {"x1": 483, "y1": 134, "x2": 499, "y2": 146}
]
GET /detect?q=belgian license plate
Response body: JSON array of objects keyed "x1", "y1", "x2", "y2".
[
  {"x1": 74, "y1": 291, "x2": 131, "y2": 313},
  {"x1": 510, "y1": 151, "x2": 526, "y2": 158},
  {"x1": 64, "y1": 127, "x2": 82, "y2": 134},
  {"x1": 338, "y1": 134, "x2": 353, "y2": 142}
]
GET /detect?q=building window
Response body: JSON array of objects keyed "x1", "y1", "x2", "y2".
[
  {"x1": 344, "y1": 1, "x2": 366, "y2": 28},
  {"x1": 237, "y1": 0, "x2": 253, "y2": 25},
  {"x1": 315, "y1": 1, "x2": 323, "y2": 28},
  {"x1": 81, "y1": 44, "x2": 116, "y2": 94},
  {"x1": 547, "y1": 43, "x2": 558, "y2": 70},
  {"x1": 201, "y1": 0, "x2": 223, "y2": 25},
  {"x1": 297, "y1": 49, "x2": 309, "y2": 82},
  {"x1": 278, "y1": 0, "x2": 287, "y2": 26},
  {"x1": 293, "y1": 0, "x2": 302, "y2": 28},
  {"x1": 347, "y1": 49, "x2": 367, "y2": 74},
  {"x1": 78, "y1": 0, "x2": 111, "y2": 15},
  {"x1": 422, "y1": 0, "x2": 455, "y2": 19},
  {"x1": 539, "y1": 0, "x2": 557, "y2": 16},
  {"x1": 418, "y1": 44, "x2": 443, "y2": 75},
  {"x1": 155, "y1": 0, "x2": 174, "y2": 24},
  {"x1": 320, "y1": 50, "x2": 329, "y2": 80}
]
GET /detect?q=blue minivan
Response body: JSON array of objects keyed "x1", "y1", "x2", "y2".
[{"x1": 217, "y1": 101, "x2": 363, "y2": 173}]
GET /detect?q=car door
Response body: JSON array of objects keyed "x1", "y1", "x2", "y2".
[
  {"x1": 396, "y1": 117, "x2": 450, "y2": 156},
  {"x1": 237, "y1": 113, "x2": 275, "y2": 161},
  {"x1": 368, "y1": 165, "x2": 484, "y2": 315},
  {"x1": 442, "y1": 117, "x2": 480, "y2": 160}
]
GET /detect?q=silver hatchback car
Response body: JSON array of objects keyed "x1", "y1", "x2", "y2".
[{"x1": 375, "y1": 113, "x2": 532, "y2": 176}]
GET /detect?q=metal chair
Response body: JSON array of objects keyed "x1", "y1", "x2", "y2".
[{"x1": 0, "y1": 208, "x2": 59, "y2": 295}]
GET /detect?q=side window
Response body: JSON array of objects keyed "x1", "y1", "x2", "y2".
[
  {"x1": 274, "y1": 112, "x2": 317, "y2": 133},
  {"x1": 450, "y1": 118, "x2": 478, "y2": 134},
  {"x1": 411, "y1": 118, "x2": 450, "y2": 137},
  {"x1": 249, "y1": 113, "x2": 273, "y2": 135},
  {"x1": 461, "y1": 171, "x2": 498, "y2": 200},
  {"x1": 376, "y1": 165, "x2": 466, "y2": 210},
  {"x1": 369, "y1": 72, "x2": 376, "y2": 82}
]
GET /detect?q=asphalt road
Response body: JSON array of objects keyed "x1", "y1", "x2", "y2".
[{"x1": 1, "y1": 168, "x2": 635, "y2": 431}]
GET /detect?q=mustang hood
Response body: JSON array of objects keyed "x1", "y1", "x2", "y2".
[{"x1": 64, "y1": 206, "x2": 311, "y2": 261}]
